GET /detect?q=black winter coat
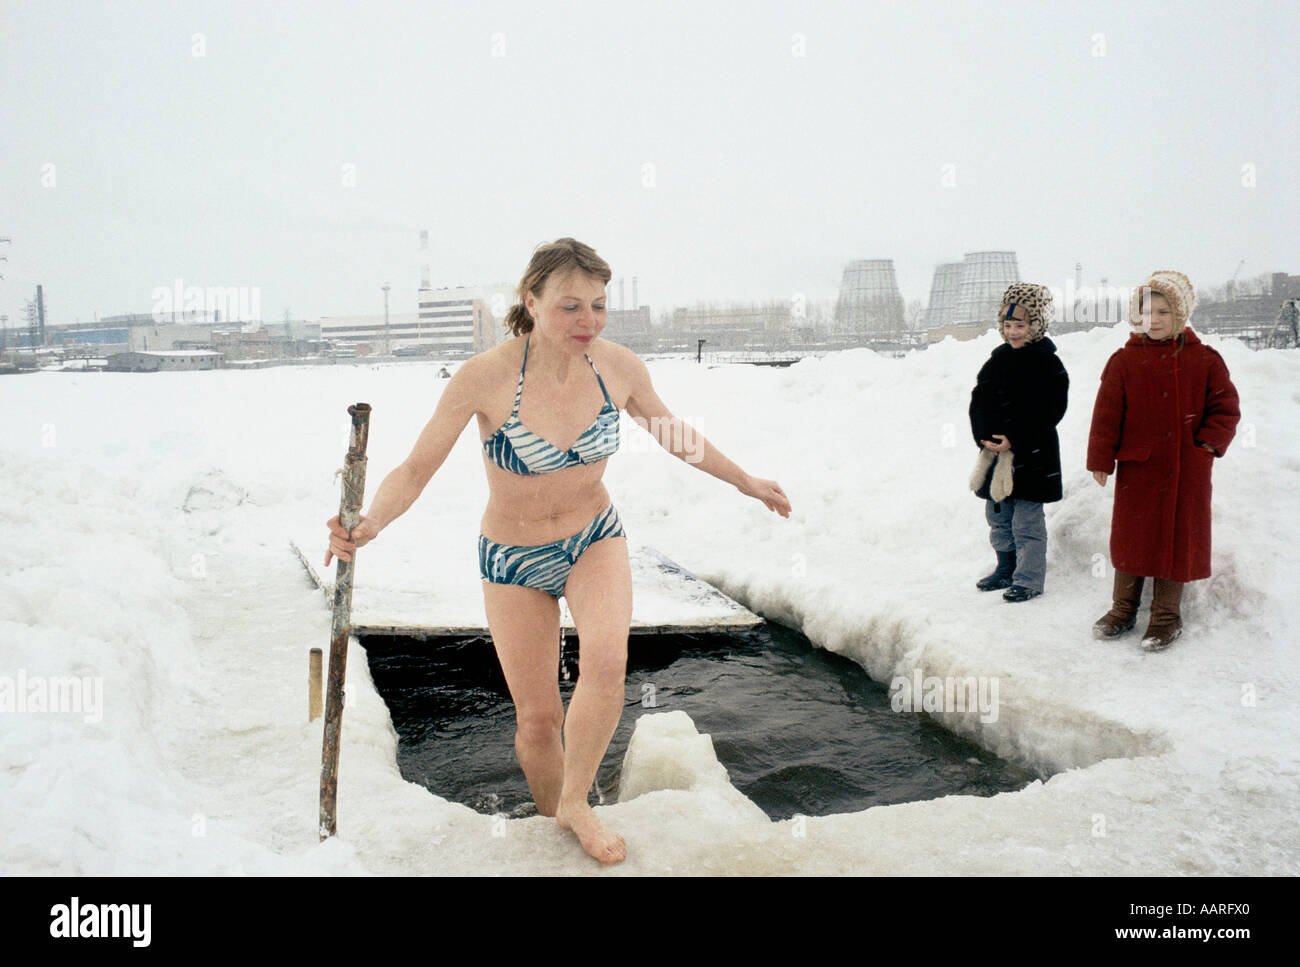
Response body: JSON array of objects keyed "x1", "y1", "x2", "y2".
[{"x1": 969, "y1": 337, "x2": 1069, "y2": 504}]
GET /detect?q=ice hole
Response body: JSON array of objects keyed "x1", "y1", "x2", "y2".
[{"x1": 360, "y1": 622, "x2": 1040, "y2": 819}]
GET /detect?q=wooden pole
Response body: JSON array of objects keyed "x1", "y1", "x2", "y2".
[
  {"x1": 319, "y1": 402, "x2": 371, "y2": 840},
  {"x1": 308, "y1": 648, "x2": 322, "y2": 722}
]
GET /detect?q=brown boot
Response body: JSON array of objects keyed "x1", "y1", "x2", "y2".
[
  {"x1": 1093, "y1": 571, "x2": 1144, "y2": 639},
  {"x1": 1141, "y1": 579, "x2": 1184, "y2": 651}
]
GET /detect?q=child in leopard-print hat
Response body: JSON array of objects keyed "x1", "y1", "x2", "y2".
[{"x1": 968, "y1": 283, "x2": 1070, "y2": 602}]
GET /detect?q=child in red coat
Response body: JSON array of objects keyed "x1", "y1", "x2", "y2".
[{"x1": 1086, "y1": 270, "x2": 1240, "y2": 649}]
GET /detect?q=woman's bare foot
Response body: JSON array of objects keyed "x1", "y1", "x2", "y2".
[{"x1": 556, "y1": 801, "x2": 626, "y2": 864}]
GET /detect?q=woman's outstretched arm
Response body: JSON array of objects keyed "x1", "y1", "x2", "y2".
[
  {"x1": 326, "y1": 358, "x2": 483, "y2": 563},
  {"x1": 623, "y1": 351, "x2": 791, "y2": 518}
]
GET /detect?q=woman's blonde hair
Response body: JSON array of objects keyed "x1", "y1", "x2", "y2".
[{"x1": 504, "y1": 238, "x2": 613, "y2": 336}]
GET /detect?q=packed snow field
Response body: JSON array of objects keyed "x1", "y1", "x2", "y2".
[{"x1": 2, "y1": 324, "x2": 1297, "y2": 875}]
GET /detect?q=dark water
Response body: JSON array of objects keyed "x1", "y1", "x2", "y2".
[{"x1": 362, "y1": 622, "x2": 1039, "y2": 821}]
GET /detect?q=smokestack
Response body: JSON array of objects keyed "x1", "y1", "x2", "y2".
[
  {"x1": 618, "y1": 278, "x2": 625, "y2": 311},
  {"x1": 632, "y1": 276, "x2": 639, "y2": 308}
]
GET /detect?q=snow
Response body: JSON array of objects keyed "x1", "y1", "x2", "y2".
[
  {"x1": 2, "y1": 324, "x2": 1297, "y2": 875},
  {"x1": 294, "y1": 541, "x2": 765, "y2": 634},
  {"x1": 617, "y1": 710, "x2": 769, "y2": 826}
]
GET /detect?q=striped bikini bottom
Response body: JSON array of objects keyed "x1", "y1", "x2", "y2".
[{"x1": 478, "y1": 503, "x2": 626, "y2": 599}]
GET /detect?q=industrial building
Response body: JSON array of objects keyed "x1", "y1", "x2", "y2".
[
  {"x1": 105, "y1": 350, "x2": 224, "y2": 372},
  {"x1": 834, "y1": 259, "x2": 906, "y2": 337},
  {"x1": 403, "y1": 283, "x2": 515, "y2": 356},
  {"x1": 667, "y1": 302, "x2": 794, "y2": 352},
  {"x1": 318, "y1": 312, "x2": 422, "y2": 356},
  {"x1": 602, "y1": 276, "x2": 654, "y2": 353},
  {"x1": 1195, "y1": 272, "x2": 1300, "y2": 348},
  {"x1": 923, "y1": 263, "x2": 964, "y2": 329},
  {"x1": 85, "y1": 315, "x2": 321, "y2": 358},
  {"x1": 952, "y1": 251, "x2": 1020, "y2": 329},
  {"x1": 923, "y1": 251, "x2": 1020, "y2": 341},
  {"x1": 5, "y1": 325, "x2": 129, "y2": 352},
  {"x1": 604, "y1": 306, "x2": 654, "y2": 354}
]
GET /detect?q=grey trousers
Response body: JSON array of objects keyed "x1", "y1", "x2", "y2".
[{"x1": 986, "y1": 499, "x2": 1047, "y2": 592}]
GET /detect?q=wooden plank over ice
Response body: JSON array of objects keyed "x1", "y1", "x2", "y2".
[{"x1": 290, "y1": 540, "x2": 762, "y2": 638}]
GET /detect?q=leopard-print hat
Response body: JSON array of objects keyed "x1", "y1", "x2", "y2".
[
  {"x1": 996, "y1": 283, "x2": 1054, "y2": 342},
  {"x1": 1129, "y1": 270, "x2": 1195, "y2": 335}
]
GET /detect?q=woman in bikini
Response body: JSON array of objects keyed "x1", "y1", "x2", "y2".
[{"x1": 326, "y1": 238, "x2": 791, "y2": 863}]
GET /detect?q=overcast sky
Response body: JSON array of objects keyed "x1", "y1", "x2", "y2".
[{"x1": 2, "y1": 0, "x2": 1296, "y2": 327}]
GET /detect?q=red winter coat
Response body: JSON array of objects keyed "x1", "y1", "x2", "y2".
[{"x1": 1086, "y1": 329, "x2": 1240, "y2": 581}]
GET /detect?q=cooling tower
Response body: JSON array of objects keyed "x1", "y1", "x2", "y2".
[
  {"x1": 924, "y1": 262, "x2": 964, "y2": 328},
  {"x1": 835, "y1": 259, "x2": 905, "y2": 334},
  {"x1": 953, "y1": 251, "x2": 1020, "y2": 328}
]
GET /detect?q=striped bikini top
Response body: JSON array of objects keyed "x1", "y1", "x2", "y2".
[{"x1": 481, "y1": 336, "x2": 621, "y2": 475}]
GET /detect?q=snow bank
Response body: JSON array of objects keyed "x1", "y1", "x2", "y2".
[{"x1": 2, "y1": 326, "x2": 1297, "y2": 875}]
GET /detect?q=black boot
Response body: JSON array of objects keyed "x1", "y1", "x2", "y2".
[
  {"x1": 1003, "y1": 585, "x2": 1043, "y2": 603},
  {"x1": 976, "y1": 550, "x2": 1016, "y2": 591}
]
